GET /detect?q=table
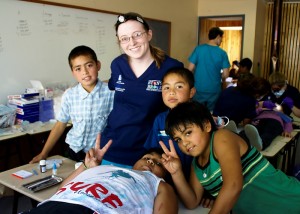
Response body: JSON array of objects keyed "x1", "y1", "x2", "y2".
[
  {"x1": 0, "y1": 155, "x2": 75, "y2": 203},
  {"x1": 0, "y1": 122, "x2": 72, "y2": 172},
  {"x1": 26, "y1": 122, "x2": 72, "y2": 135},
  {"x1": 291, "y1": 113, "x2": 300, "y2": 124},
  {"x1": 0, "y1": 154, "x2": 209, "y2": 214},
  {"x1": 261, "y1": 130, "x2": 299, "y2": 174},
  {"x1": 0, "y1": 131, "x2": 29, "y2": 171},
  {"x1": 0, "y1": 131, "x2": 26, "y2": 141},
  {"x1": 259, "y1": 113, "x2": 299, "y2": 158},
  {"x1": 260, "y1": 130, "x2": 299, "y2": 158},
  {"x1": 291, "y1": 113, "x2": 300, "y2": 166},
  {"x1": 0, "y1": 122, "x2": 72, "y2": 141},
  {"x1": 0, "y1": 155, "x2": 75, "y2": 213},
  {"x1": 0, "y1": 122, "x2": 55, "y2": 142}
]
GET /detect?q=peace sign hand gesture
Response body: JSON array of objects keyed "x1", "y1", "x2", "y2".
[
  {"x1": 159, "y1": 139, "x2": 182, "y2": 175},
  {"x1": 84, "y1": 134, "x2": 112, "y2": 168}
]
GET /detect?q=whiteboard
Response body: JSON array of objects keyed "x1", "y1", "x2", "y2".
[{"x1": 0, "y1": 0, "x2": 121, "y2": 104}]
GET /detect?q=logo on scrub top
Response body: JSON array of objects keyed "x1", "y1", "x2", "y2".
[
  {"x1": 146, "y1": 80, "x2": 162, "y2": 92},
  {"x1": 115, "y1": 75, "x2": 125, "y2": 92},
  {"x1": 158, "y1": 130, "x2": 168, "y2": 137},
  {"x1": 116, "y1": 75, "x2": 124, "y2": 84}
]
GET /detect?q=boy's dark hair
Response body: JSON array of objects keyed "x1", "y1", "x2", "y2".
[
  {"x1": 68, "y1": 45, "x2": 98, "y2": 69},
  {"x1": 165, "y1": 101, "x2": 217, "y2": 138},
  {"x1": 162, "y1": 67, "x2": 194, "y2": 88},
  {"x1": 239, "y1": 58, "x2": 252, "y2": 71},
  {"x1": 236, "y1": 73, "x2": 255, "y2": 94},
  {"x1": 208, "y1": 27, "x2": 224, "y2": 40}
]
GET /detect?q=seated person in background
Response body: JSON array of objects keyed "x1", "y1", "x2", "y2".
[
  {"x1": 213, "y1": 74, "x2": 270, "y2": 127},
  {"x1": 226, "y1": 58, "x2": 252, "y2": 87},
  {"x1": 228, "y1": 60, "x2": 239, "y2": 79},
  {"x1": 160, "y1": 101, "x2": 300, "y2": 214},
  {"x1": 236, "y1": 57, "x2": 252, "y2": 77},
  {"x1": 29, "y1": 46, "x2": 114, "y2": 163},
  {"x1": 244, "y1": 88, "x2": 294, "y2": 151},
  {"x1": 263, "y1": 72, "x2": 300, "y2": 118},
  {"x1": 23, "y1": 135, "x2": 177, "y2": 214}
]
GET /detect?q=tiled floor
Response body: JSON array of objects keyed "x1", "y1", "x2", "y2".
[{"x1": 0, "y1": 195, "x2": 33, "y2": 214}]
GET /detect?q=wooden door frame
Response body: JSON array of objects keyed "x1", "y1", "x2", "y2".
[{"x1": 197, "y1": 15, "x2": 245, "y2": 62}]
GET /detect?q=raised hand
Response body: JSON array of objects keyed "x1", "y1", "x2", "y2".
[
  {"x1": 159, "y1": 139, "x2": 182, "y2": 175},
  {"x1": 84, "y1": 134, "x2": 112, "y2": 168}
]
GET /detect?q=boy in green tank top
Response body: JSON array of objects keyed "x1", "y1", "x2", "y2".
[{"x1": 160, "y1": 101, "x2": 300, "y2": 214}]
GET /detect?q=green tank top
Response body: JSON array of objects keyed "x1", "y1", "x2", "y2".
[
  {"x1": 192, "y1": 131, "x2": 269, "y2": 197},
  {"x1": 192, "y1": 132, "x2": 300, "y2": 213}
]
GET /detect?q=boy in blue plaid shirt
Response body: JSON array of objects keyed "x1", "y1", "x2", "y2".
[{"x1": 30, "y1": 45, "x2": 114, "y2": 163}]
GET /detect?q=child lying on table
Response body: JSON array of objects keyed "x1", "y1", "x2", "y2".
[
  {"x1": 242, "y1": 99, "x2": 294, "y2": 151},
  {"x1": 23, "y1": 135, "x2": 177, "y2": 214}
]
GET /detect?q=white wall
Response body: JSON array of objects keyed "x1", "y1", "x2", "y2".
[
  {"x1": 0, "y1": 0, "x2": 198, "y2": 104},
  {"x1": 28, "y1": 0, "x2": 199, "y2": 65}
]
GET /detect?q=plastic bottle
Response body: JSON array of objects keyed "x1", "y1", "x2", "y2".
[
  {"x1": 40, "y1": 160, "x2": 46, "y2": 173},
  {"x1": 52, "y1": 163, "x2": 57, "y2": 175}
]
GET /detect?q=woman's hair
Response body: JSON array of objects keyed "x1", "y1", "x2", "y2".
[
  {"x1": 114, "y1": 12, "x2": 166, "y2": 68},
  {"x1": 165, "y1": 101, "x2": 217, "y2": 138},
  {"x1": 237, "y1": 74, "x2": 270, "y2": 97},
  {"x1": 250, "y1": 77, "x2": 271, "y2": 97},
  {"x1": 162, "y1": 67, "x2": 194, "y2": 88},
  {"x1": 268, "y1": 72, "x2": 286, "y2": 87}
]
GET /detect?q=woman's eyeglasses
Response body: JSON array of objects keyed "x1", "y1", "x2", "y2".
[{"x1": 119, "y1": 31, "x2": 146, "y2": 44}]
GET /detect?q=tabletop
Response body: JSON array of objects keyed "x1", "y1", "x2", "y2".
[
  {"x1": 260, "y1": 130, "x2": 299, "y2": 157},
  {"x1": 0, "y1": 155, "x2": 75, "y2": 202}
]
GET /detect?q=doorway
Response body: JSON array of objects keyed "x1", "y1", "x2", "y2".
[{"x1": 198, "y1": 15, "x2": 244, "y2": 65}]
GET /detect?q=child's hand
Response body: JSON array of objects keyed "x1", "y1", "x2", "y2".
[
  {"x1": 84, "y1": 148, "x2": 99, "y2": 168},
  {"x1": 200, "y1": 196, "x2": 214, "y2": 209},
  {"x1": 29, "y1": 153, "x2": 47, "y2": 164},
  {"x1": 84, "y1": 134, "x2": 112, "y2": 168},
  {"x1": 159, "y1": 139, "x2": 182, "y2": 175},
  {"x1": 282, "y1": 131, "x2": 292, "y2": 138}
]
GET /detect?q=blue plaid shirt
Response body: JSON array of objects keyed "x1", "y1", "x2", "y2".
[{"x1": 57, "y1": 79, "x2": 114, "y2": 153}]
